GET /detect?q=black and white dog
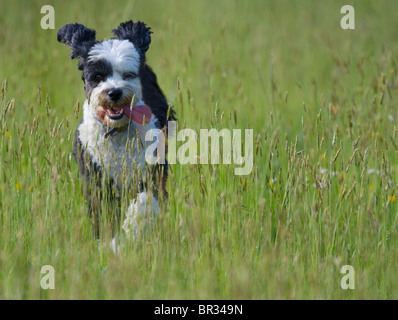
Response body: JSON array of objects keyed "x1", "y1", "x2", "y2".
[{"x1": 57, "y1": 21, "x2": 175, "y2": 240}]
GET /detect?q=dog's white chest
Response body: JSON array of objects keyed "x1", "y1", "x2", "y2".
[
  {"x1": 78, "y1": 101, "x2": 157, "y2": 187},
  {"x1": 97, "y1": 131, "x2": 144, "y2": 186}
]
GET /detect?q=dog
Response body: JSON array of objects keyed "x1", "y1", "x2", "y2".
[{"x1": 57, "y1": 21, "x2": 175, "y2": 241}]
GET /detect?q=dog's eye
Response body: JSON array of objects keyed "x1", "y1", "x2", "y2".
[
  {"x1": 123, "y1": 72, "x2": 137, "y2": 80},
  {"x1": 94, "y1": 74, "x2": 104, "y2": 82}
]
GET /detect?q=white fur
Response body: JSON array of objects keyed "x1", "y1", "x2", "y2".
[
  {"x1": 79, "y1": 100, "x2": 160, "y2": 238},
  {"x1": 88, "y1": 39, "x2": 143, "y2": 118},
  {"x1": 88, "y1": 39, "x2": 140, "y2": 73},
  {"x1": 79, "y1": 39, "x2": 160, "y2": 238},
  {"x1": 122, "y1": 192, "x2": 159, "y2": 238},
  {"x1": 78, "y1": 99, "x2": 158, "y2": 187}
]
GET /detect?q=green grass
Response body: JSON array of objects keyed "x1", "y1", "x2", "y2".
[{"x1": 1, "y1": 0, "x2": 398, "y2": 299}]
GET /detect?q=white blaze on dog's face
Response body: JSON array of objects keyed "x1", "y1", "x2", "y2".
[{"x1": 84, "y1": 39, "x2": 143, "y2": 128}]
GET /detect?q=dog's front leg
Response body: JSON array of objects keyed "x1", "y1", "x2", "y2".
[
  {"x1": 122, "y1": 192, "x2": 159, "y2": 238},
  {"x1": 87, "y1": 191, "x2": 101, "y2": 240}
]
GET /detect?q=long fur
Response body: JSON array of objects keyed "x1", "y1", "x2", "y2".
[{"x1": 58, "y1": 21, "x2": 176, "y2": 239}]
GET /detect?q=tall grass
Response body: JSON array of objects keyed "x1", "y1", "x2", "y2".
[{"x1": 1, "y1": 0, "x2": 398, "y2": 299}]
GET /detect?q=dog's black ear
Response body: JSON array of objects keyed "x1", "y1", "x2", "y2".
[
  {"x1": 57, "y1": 23, "x2": 97, "y2": 62},
  {"x1": 112, "y1": 21, "x2": 152, "y2": 55}
]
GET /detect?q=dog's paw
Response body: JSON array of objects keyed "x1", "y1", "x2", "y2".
[{"x1": 122, "y1": 192, "x2": 159, "y2": 238}]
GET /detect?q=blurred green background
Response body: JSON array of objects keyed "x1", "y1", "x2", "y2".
[{"x1": 1, "y1": 0, "x2": 398, "y2": 299}]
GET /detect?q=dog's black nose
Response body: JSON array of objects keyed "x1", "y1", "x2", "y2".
[{"x1": 108, "y1": 88, "x2": 123, "y2": 101}]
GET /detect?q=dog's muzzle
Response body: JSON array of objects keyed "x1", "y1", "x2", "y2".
[{"x1": 92, "y1": 88, "x2": 153, "y2": 132}]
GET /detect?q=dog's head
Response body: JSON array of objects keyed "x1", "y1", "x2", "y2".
[{"x1": 58, "y1": 21, "x2": 152, "y2": 128}]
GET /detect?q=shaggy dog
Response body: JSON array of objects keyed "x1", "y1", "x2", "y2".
[{"x1": 57, "y1": 21, "x2": 175, "y2": 241}]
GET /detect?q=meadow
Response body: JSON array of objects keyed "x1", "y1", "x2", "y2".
[{"x1": 1, "y1": 0, "x2": 398, "y2": 299}]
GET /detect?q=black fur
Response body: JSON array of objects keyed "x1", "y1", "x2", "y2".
[
  {"x1": 83, "y1": 58, "x2": 113, "y2": 97},
  {"x1": 112, "y1": 20, "x2": 152, "y2": 62},
  {"x1": 57, "y1": 23, "x2": 97, "y2": 70},
  {"x1": 141, "y1": 64, "x2": 176, "y2": 128}
]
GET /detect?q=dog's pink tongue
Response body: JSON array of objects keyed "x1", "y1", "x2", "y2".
[{"x1": 123, "y1": 105, "x2": 152, "y2": 124}]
